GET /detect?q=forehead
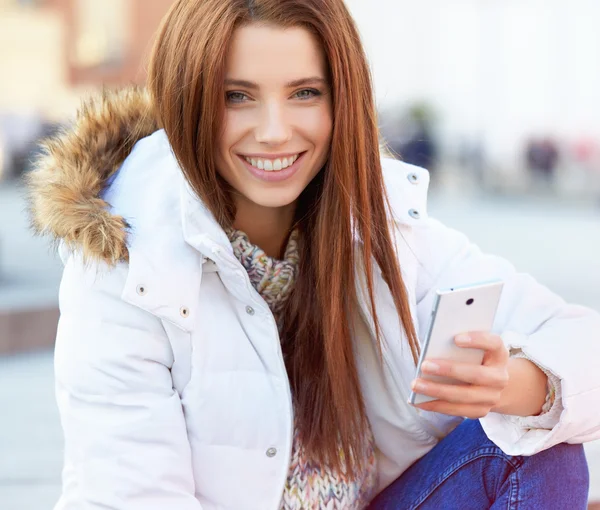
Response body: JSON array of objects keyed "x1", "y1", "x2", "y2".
[{"x1": 225, "y1": 24, "x2": 328, "y2": 82}]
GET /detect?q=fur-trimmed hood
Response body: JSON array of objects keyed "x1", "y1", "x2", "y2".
[{"x1": 27, "y1": 87, "x2": 159, "y2": 265}]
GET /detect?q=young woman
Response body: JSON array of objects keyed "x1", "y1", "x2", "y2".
[{"x1": 28, "y1": 0, "x2": 599, "y2": 509}]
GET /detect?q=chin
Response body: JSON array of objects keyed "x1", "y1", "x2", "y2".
[{"x1": 245, "y1": 188, "x2": 303, "y2": 209}]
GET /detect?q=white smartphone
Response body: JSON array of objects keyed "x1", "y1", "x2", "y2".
[{"x1": 409, "y1": 280, "x2": 505, "y2": 405}]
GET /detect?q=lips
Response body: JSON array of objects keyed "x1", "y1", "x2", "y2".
[{"x1": 237, "y1": 151, "x2": 307, "y2": 183}]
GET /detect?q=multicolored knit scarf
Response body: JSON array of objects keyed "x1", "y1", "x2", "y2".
[{"x1": 226, "y1": 227, "x2": 300, "y2": 319}]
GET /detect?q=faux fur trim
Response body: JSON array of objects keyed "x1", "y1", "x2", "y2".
[{"x1": 26, "y1": 87, "x2": 159, "y2": 266}]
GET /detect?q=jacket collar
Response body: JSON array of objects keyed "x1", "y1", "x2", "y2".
[{"x1": 180, "y1": 178, "x2": 235, "y2": 261}]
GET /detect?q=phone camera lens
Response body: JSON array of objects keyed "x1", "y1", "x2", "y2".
[{"x1": 466, "y1": 298, "x2": 474, "y2": 306}]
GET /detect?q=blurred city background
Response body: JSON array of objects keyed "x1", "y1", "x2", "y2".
[{"x1": 0, "y1": 0, "x2": 598, "y2": 508}]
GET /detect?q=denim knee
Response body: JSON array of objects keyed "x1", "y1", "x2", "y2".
[
  {"x1": 440, "y1": 420, "x2": 589, "y2": 507},
  {"x1": 519, "y1": 441, "x2": 589, "y2": 490},
  {"x1": 539, "y1": 440, "x2": 588, "y2": 470},
  {"x1": 368, "y1": 419, "x2": 590, "y2": 510}
]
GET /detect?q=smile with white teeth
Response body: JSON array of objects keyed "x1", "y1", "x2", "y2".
[{"x1": 243, "y1": 154, "x2": 301, "y2": 171}]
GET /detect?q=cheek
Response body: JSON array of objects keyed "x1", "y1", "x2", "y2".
[
  {"x1": 294, "y1": 107, "x2": 333, "y2": 147},
  {"x1": 220, "y1": 106, "x2": 333, "y2": 153},
  {"x1": 219, "y1": 111, "x2": 246, "y2": 154}
]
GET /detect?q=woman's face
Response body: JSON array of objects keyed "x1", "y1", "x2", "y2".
[{"x1": 216, "y1": 24, "x2": 333, "y2": 211}]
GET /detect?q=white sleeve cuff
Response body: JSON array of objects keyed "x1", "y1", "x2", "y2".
[{"x1": 510, "y1": 351, "x2": 563, "y2": 430}]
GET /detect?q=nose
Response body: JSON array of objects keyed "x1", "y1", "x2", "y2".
[{"x1": 254, "y1": 102, "x2": 292, "y2": 146}]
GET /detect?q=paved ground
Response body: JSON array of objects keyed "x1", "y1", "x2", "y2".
[
  {"x1": 0, "y1": 350, "x2": 62, "y2": 510},
  {"x1": 1, "y1": 180, "x2": 599, "y2": 508}
]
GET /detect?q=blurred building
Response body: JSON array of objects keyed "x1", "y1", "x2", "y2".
[
  {"x1": 0, "y1": 0, "x2": 173, "y2": 119},
  {"x1": 48, "y1": 0, "x2": 174, "y2": 87},
  {"x1": 0, "y1": 0, "x2": 173, "y2": 179},
  {"x1": 347, "y1": 0, "x2": 600, "y2": 197}
]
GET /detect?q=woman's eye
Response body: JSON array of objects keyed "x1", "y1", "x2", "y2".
[
  {"x1": 226, "y1": 89, "x2": 321, "y2": 103},
  {"x1": 294, "y1": 89, "x2": 321, "y2": 100},
  {"x1": 226, "y1": 92, "x2": 248, "y2": 103}
]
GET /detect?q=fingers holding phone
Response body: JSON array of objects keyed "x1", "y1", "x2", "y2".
[
  {"x1": 411, "y1": 331, "x2": 510, "y2": 419},
  {"x1": 407, "y1": 280, "x2": 506, "y2": 418}
]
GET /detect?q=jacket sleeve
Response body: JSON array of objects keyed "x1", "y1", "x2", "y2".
[
  {"x1": 413, "y1": 216, "x2": 600, "y2": 456},
  {"x1": 54, "y1": 254, "x2": 202, "y2": 509}
]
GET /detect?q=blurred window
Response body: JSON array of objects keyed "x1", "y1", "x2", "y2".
[{"x1": 72, "y1": 0, "x2": 129, "y2": 68}]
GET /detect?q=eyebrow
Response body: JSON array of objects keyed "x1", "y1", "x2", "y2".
[{"x1": 224, "y1": 77, "x2": 328, "y2": 89}]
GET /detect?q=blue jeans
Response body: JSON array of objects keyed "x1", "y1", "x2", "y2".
[{"x1": 369, "y1": 419, "x2": 589, "y2": 509}]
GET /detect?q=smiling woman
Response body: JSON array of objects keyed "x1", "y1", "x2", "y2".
[
  {"x1": 148, "y1": 3, "x2": 400, "y2": 502},
  {"x1": 25, "y1": 0, "x2": 600, "y2": 509},
  {"x1": 215, "y1": 25, "x2": 333, "y2": 241}
]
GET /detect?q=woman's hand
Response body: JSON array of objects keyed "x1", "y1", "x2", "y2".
[{"x1": 410, "y1": 332, "x2": 510, "y2": 419}]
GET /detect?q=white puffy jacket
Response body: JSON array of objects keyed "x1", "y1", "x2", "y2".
[{"x1": 28, "y1": 91, "x2": 600, "y2": 510}]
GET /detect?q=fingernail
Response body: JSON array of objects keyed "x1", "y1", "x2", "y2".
[
  {"x1": 421, "y1": 361, "x2": 440, "y2": 373},
  {"x1": 456, "y1": 334, "x2": 472, "y2": 345},
  {"x1": 412, "y1": 380, "x2": 427, "y2": 391}
]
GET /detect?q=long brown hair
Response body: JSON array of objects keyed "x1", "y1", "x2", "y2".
[{"x1": 148, "y1": 0, "x2": 419, "y2": 476}]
